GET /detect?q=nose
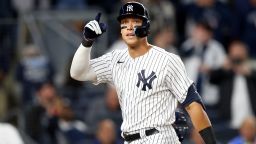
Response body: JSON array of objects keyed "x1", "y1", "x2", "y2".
[{"x1": 127, "y1": 22, "x2": 134, "y2": 30}]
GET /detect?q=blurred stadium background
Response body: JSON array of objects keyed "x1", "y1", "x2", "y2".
[{"x1": 0, "y1": 0, "x2": 256, "y2": 144}]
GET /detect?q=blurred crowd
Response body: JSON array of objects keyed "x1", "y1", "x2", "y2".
[{"x1": 1, "y1": 0, "x2": 256, "y2": 143}]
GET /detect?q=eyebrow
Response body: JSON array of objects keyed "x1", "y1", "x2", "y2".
[{"x1": 121, "y1": 18, "x2": 142, "y2": 23}]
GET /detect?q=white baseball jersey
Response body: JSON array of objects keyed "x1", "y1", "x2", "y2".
[{"x1": 90, "y1": 46, "x2": 193, "y2": 143}]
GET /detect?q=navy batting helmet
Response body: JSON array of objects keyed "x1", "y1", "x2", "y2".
[{"x1": 117, "y1": 2, "x2": 150, "y2": 37}]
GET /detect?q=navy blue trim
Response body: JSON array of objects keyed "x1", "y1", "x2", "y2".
[{"x1": 181, "y1": 83, "x2": 206, "y2": 110}]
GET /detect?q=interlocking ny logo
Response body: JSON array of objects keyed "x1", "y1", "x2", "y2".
[
  {"x1": 127, "y1": 5, "x2": 133, "y2": 12},
  {"x1": 136, "y1": 70, "x2": 157, "y2": 91}
]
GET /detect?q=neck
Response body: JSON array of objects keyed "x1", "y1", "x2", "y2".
[{"x1": 128, "y1": 39, "x2": 151, "y2": 59}]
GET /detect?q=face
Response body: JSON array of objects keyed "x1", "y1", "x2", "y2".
[
  {"x1": 97, "y1": 119, "x2": 116, "y2": 143},
  {"x1": 229, "y1": 42, "x2": 248, "y2": 64},
  {"x1": 240, "y1": 117, "x2": 256, "y2": 142},
  {"x1": 37, "y1": 84, "x2": 57, "y2": 109},
  {"x1": 192, "y1": 25, "x2": 212, "y2": 44},
  {"x1": 154, "y1": 27, "x2": 175, "y2": 48},
  {"x1": 120, "y1": 17, "x2": 143, "y2": 47}
]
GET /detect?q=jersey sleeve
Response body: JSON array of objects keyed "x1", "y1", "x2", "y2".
[
  {"x1": 90, "y1": 52, "x2": 113, "y2": 85},
  {"x1": 166, "y1": 55, "x2": 193, "y2": 103}
]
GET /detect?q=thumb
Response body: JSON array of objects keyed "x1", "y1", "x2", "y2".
[
  {"x1": 95, "y1": 12, "x2": 101, "y2": 22},
  {"x1": 99, "y1": 23, "x2": 107, "y2": 33}
]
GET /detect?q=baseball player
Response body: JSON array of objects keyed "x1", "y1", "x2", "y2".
[{"x1": 70, "y1": 2, "x2": 216, "y2": 144}]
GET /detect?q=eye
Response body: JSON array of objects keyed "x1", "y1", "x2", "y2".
[
  {"x1": 121, "y1": 19, "x2": 128, "y2": 25},
  {"x1": 135, "y1": 20, "x2": 140, "y2": 23},
  {"x1": 120, "y1": 24, "x2": 127, "y2": 29}
]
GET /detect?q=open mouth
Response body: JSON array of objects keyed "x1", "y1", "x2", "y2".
[{"x1": 126, "y1": 33, "x2": 135, "y2": 37}]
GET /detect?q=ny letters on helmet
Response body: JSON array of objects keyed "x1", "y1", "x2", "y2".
[{"x1": 127, "y1": 5, "x2": 133, "y2": 12}]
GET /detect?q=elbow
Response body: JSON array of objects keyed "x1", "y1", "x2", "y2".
[
  {"x1": 70, "y1": 70, "x2": 83, "y2": 81},
  {"x1": 70, "y1": 68, "x2": 93, "y2": 81},
  {"x1": 70, "y1": 64, "x2": 95, "y2": 82},
  {"x1": 70, "y1": 72, "x2": 79, "y2": 81}
]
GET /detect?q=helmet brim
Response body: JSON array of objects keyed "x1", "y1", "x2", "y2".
[{"x1": 117, "y1": 14, "x2": 147, "y2": 22}]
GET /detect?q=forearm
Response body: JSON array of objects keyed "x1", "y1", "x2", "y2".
[
  {"x1": 70, "y1": 12, "x2": 106, "y2": 82},
  {"x1": 70, "y1": 44, "x2": 93, "y2": 81},
  {"x1": 186, "y1": 102, "x2": 211, "y2": 130},
  {"x1": 186, "y1": 102, "x2": 216, "y2": 144}
]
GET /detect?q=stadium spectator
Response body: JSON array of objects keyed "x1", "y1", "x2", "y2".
[
  {"x1": 209, "y1": 41, "x2": 256, "y2": 129},
  {"x1": 25, "y1": 82, "x2": 89, "y2": 144},
  {"x1": 0, "y1": 0, "x2": 17, "y2": 83},
  {"x1": 228, "y1": 116, "x2": 256, "y2": 144},
  {"x1": 15, "y1": 44, "x2": 55, "y2": 105},
  {"x1": 142, "y1": 0, "x2": 176, "y2": 37},
  {"x1": 152, "y1": 24, "x2": 178, "y2": 54},
  {"x1": 12, "y1": 0, "x2": 51, "y2": 13},
  {"x1": 93, "y1": 119, "x2": 122, "y2": 144},
  {"x1": 85, "y1": 85, "x2": 122, "y2": 134},
  {"x1": 182, "y1": 0, "x2": 236, "y2": 48},
  {"x1": 232, "y1": 0, "x2": 256, "y2": 58},
  {"x1": 24, "y1": 83, "x2": 60, "y2": 144},
  {"x1": 180, "y1": 20, "x2": 226, "y2": 108},
  {"x1": 0, "y1": 0, "x2": 17, "y2": 124},
  {"x1": 60, "y1": 56, "x2": 87, "y2": 120}
]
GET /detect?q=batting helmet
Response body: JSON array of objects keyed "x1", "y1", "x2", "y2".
[{"x1": 117, "y1": 2, "x2": 150, "y2": 37}]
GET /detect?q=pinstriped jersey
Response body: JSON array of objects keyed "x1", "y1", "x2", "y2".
[{"x1": 90, "y1": 46, "x2": 193, "y2": 133}]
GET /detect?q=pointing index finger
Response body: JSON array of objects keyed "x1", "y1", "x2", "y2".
[{"x1": 95, "y1": 12, "x2": 101, "y2": 22}]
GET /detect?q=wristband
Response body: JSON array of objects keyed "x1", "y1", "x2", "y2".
[
  {"x1": 199, "y1": 126, "x2": 217, "y2": 144},
  {"x1": 82, "y1": 38, "x2": 94, "y2": 47}
]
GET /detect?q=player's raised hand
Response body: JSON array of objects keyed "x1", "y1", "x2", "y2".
[{"x1": 83, "y1": 12, "x2": 107, "y2": 41}]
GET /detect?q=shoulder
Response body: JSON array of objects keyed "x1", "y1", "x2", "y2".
[
  {"x1": 208, "y1": 40, "x2": 225, "y2": 50},
  {"x1": 151, "y1": 46, "x2": 183, "y2": 67},
  {"x1": 152, "y1": 46, "x2": 175, "y2": 56},
  {"x1": 111, "y1": 48, "x2": 127, "y2": 55},
  {"x1": 101, "y1": 48, "x2": 128, "y2": 61},
  {"x1": 111, "y1": 48, "x2": 128, "y2": 60},
  {"x1": 100, "y1": 48, "x2": 128, "y2": 65},
  {"x1": 208, "y1": 40, "x2": 226, "y2": 58},
  {"x1": 152, "y1": 46, "x2": 181, "y2": 60},
  {"x1": 107, "y1": 48, "x2": 127, "y2": 56}
]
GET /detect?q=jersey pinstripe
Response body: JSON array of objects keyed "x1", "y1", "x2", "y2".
[{"x1": 90, "y1": 46, "x2": 193, "y2": 140}]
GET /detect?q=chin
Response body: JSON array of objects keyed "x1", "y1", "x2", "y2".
[
  {"x1": 123, "y1": 39, "x2": 135, "y2": 45},
  {"x1": 126, "y1": 41, "x2": 138, "y2": 47}
]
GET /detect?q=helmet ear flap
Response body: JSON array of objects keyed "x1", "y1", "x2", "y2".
[{"x1": 134, "y1": 20, "x2": 150, "y2": 37}]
